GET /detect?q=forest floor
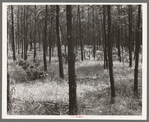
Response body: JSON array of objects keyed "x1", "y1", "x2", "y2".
[{"x1": 7, "y1": 50, "x2": 142, "y2": 115}]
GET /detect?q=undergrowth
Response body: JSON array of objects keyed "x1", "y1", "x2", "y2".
[{"x1": 7, "y1": 52, "x2": 142, "y2": 115}]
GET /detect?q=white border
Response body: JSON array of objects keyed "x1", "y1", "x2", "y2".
[{"x1": 2, "y1": 2, "x2": 147, "y2": 120}]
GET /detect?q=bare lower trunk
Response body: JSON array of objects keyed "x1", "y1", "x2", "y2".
[
  {"x1": 56, "y1": 5, "x2": 64, "y2": 78},
  {"x1": 107, "y1": 5, "x2": 115, "y2": 103},
  {"x1": 67, "y1": 5, "x2": 77, "y2": 115}
]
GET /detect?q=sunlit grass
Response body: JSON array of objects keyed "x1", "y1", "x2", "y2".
[{"x1": 8, "y1": 51, "x2": 142, "y2": 115}]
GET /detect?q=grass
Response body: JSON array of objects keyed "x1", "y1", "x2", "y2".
[{"x1": 7, "y1": 50, "x2": 142, "y2": 115}]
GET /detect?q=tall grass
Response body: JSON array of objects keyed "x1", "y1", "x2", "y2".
[{"x1": 7, "y1": 52, "x2": 142, "y2": 115}]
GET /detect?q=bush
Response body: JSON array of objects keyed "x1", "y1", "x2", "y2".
[{"x1": 8, "y1": 65, "x2": 28, "y2": 83}]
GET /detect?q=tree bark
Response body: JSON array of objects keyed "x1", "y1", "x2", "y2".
[
  {"x1": 49, "y1": 10, "x2": 52, "y2": 64},
  {"x1": 92, "y1": 6, "x2": 96, "y2": 60},
  {"x1": 17, "y1": 6, "x2": 20, "y2": 54},
  {"x1": 21, "y1": 6, "x2": 23, "y2": 59},
  {"x1": 78, "y1": 6, "x2": 83, "y2": 61},
  {"x1": 23, "y1": 6, "x2": 26, "y2": 61},
  {"x1": 11, "y1": 5, "x2": 16, "y2": 61},
  {"x1": 103, "y1": 5, "x2": 108, "y2": 68},
  {"x1": 34, "y1": 5, "x2": 36, "y2": 63},
  {"x1": 107, "y1": 5, "x2": 115, "y2": 103},
  {"x1": 7, "y1": 73, "x2": 11, "y2": 112},
  {"x1": 128, "y1": 5, "x2": 132, "y2": 67},
  {"x1": 117, "y1": 6, "x2": 121, "y2": 62},
  {"x1": 67, "y1": 5, "x2": 77, "y2": 115},
  {"x1": 56, "y1": 5, "x2": 64, "y2": 78},
  {"x1": 75, "y1": 15, "x2": 78, "y2": 52},
  {"x1": 43, "y1": 5, "x2": 47, "y2": 71},
  {"x1": 23, "y1": 5, "x2": 28, "y2": 61},
  {"x1": 134, "y1": 5, "x2": 141, "y2": 97}
]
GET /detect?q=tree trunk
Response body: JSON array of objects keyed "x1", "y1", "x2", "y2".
[
  {"x1": 78, "y1": 6, "x2": 83, "y2": 61},
  {"x1": 56, "y1": 5, "x2": 64, "y2": 78},
  {"x1": 21, "y1": 6, "x2": 23, "y2": 59},
  {"x1": 60, "y1": 25, "x2": 67, "y2": 54},
  {"x1": 129, "y1": 5, "x2": 132, "y2": 67},
  {"x1": 117, "y1": 27, "x2": 121, "y2": 62},
  {"x1": 30, "y1": 16, "x2": 33, "y2": 51},
  {"x1": 17, "y1": 6, "x2": 20, "y2": 54},
  {"x1": 103, "y1": 5, "x2": 108, "y2": 68},
  {"x1": 7, "y1": 73, "x2": 11, "y2": 112},
  {"x1": 49, "y1": 11, "x2": 52, "y2": 64},
  {"x1": 92, "y1": 6, "x2": 96, "y2": 60},
  {"x1": 107, "y1": 5, "x2": 115, "y2": 103},
  {"x1": 23, "y1": 5, "x2": 27, "y2": 61},
  {"x1": 75, "y1": 15, "x2": 78, "y2": 52},
  {"x1": 25, "y1": 6, "x2": 28, "y2": 60},
  {"x1": 23, "y1": 6, "x2": 26, "y2": 60},
  {"x1": 67, "y1": 5, "x2": 77, "y2": 115},
  {"x1": 34, "y1": 5, "x2": 36, "y2": 63},
  {"x1": 117, "y1": 6, "x2": 121, "y2": 62},
  {"x1": 43, "y1": 5, "x2": 47, "y2": 71},
  {"x1": 49, "y1": 35, "x2": 51, "y2": 64},
  {"x1": 134, "y1": 5, "x2": 141, "y2": 98},
  {"x1": 11, "y1": 5, "x2": 16, "y2": 61}
]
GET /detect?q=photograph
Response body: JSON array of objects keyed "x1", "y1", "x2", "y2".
[{"x1": 2, "y1": 2, "x2": 147, "y2": 120}]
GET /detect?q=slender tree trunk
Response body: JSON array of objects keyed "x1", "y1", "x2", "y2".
[
  {"x1": 134, "y1": 5, "x2": 141, "y2": 98},
  {"x1": 11, "y1": 5, "x2": 16, "y2": 61},
  {"x1": 45, "y1": 7, "x2": 48, "y2": 55},
  {"x1": 49, "y1": 34, "x2": 51, "y2": 64},
  {"x1": 17, "y1": 6, "x2": 20, "y2": 54},
  {"x1": 25, "y1": 6, "x2": 28, "y2": 60},
  {"x1": 92, "y1": 6, "x2": 96, "y2": 60},
  {"x1": 23, "y1": 5, "x2": 27, "y2": 61},
  {"x1": 107, "y1": 5, "x2": 115, "y2": 103},
  {"x1": 34, "y1": 5, "x2": 36, "y2": 63},
  {"x1": 7, "y1": 73, "x2": 11, "y2": 112},
  {"x1": 117, "y1": 6, "x2": 121, "y2": 62},
  {"x1": 78, "y1": 6, "x2": 83, "y2": 61},
  {"x1": 56, "y1": 5, "x2": 64, "y2": 78},
  {"x1": 7, "y1": 12, "x2": 11, "y2": 111},
  {"x1": 49, "y1": 12, "x2": 52, "y2": 64},
  {"x1": 75, "y1": 15, "x2": 78, "y2": 52},
  {"x1": 23, "y1": 6, "x2": 26, "y2": 60},
  {"x1": 60, "y1": 25, "x2": 66, "y2": 54},
  {"x1": 117, "y1": 26, "x2": 121, "y2": 62},
  {"x1": 43, "y1": 5, "x2": 47, "y2": 71},
  {"x1": 20, "y1": 6, "x2": 23, "y2": 58},
  {"x1": 100, "y1": 14, "x2": 103, "y2": 50},
  {"x1": 30, "y1": 16, "x2": 32, "y2": 51},
  {"x1": 129, "y1": 5, "x2": 132, "y2": 67},
  {"x1": 67, "y1": 5, "x2": 77, "y2": 115},
  {"x1": 103, "y1": 5, "x2": 108, "y2": 68},
  {"x1": 87, "y1": 6, "x2": 89, "y2": 45}
]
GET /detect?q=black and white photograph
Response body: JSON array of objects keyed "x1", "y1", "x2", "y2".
[{"x1": 2, "y1": 2, "x2": 147, "y2": 120}]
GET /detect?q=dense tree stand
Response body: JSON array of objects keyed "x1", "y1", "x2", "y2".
[{"x1": 6, "y1": 4, "x2": 143, "y2": 116}]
